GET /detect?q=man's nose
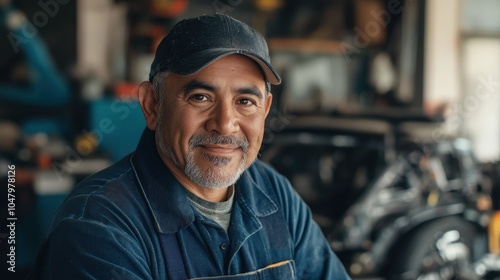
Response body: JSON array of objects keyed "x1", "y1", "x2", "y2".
[{"x1": 205, "y1": 100, "x2": 239, "y2": 135}]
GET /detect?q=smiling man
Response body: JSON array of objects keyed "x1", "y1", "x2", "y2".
[
  {"x1": 29, "y1": 14, "x2": 350, "y2": 279},
  {"x1": 147, "y1": 54, "x2": 271, "y2": 202}
]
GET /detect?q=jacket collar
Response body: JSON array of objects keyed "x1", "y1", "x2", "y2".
[{"x1": 131, "y1": 129, "x2": 277, "y2": 234}]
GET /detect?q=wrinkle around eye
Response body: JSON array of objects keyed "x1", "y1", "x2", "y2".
[
  {"x1": 189, "y1": 94, "x2": 210, "y2": 102},
  {"x1": 236, "y1": 97, "x2": 258, "y2": 107}
]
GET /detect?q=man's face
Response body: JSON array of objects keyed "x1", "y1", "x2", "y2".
[{"x1": 154, "y1": 55, "x2": 272, "y2": 189}]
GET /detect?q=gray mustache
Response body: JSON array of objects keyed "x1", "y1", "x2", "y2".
[{"x1": 189, "y1": 134, "x2": 249, "y2": 152}]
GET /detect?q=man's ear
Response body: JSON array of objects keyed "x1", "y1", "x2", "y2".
[
  {"x1": 264, "y1": 93, "x2": 273, "y2": 118},
  {"x1": 138, "y1": 81, "x2": 160, "y2": 130}
]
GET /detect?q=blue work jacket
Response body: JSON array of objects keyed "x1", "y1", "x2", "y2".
[{"x1": 29, "y1": 129, "x2": 350, "y2": 279}]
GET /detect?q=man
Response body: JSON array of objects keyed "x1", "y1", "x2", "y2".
[{"x1": 30, "y1": 14, "x2": 350, "y2": 279}]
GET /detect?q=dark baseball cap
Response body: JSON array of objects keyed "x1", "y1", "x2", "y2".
[{"x1": 149, "y1": 14, "x2": 281, "y2": 85}]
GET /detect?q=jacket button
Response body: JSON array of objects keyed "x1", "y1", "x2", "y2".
[{"x1": 220, "y1": 243, "x2": 227, "y2": 250}]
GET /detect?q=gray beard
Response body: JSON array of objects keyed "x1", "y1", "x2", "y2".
[{"x1": 156, "y1": 123, "x2": 249, "y2": 189}]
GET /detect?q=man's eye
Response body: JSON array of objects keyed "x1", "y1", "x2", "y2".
[
  {"x1": 238, "y1": 98, "x2": 256, "y2": 106},
  {"x1": 190, "y1": 94, "x2": 208, "y2": 101}
]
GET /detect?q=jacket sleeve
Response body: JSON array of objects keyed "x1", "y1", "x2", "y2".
[
  {"x1": 29, "y1": 218, "x2": 153, "y2": 280},
  {"x1": 271, "y1": 171, "x2": 351, "y2": 279}
]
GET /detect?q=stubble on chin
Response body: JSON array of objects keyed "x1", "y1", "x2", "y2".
[
  {"x1": 184, "y1": 150, "x2": 247, "y2": 189},
  {"x1": 155, "y1": 126, "x2": 249, "y2": 189}
]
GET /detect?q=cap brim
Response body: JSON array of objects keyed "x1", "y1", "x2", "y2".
[{"x1": 168, "y1": 49, "x2": 281, "y2": 85}]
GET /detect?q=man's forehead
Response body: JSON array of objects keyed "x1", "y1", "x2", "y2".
[{"x1": 178, "y1": 78, "x2": 265, "y2": 98}]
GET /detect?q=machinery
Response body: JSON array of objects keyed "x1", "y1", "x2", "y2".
[{"x1": 261, "y1": 115, "x2": 497, "y2": 279}]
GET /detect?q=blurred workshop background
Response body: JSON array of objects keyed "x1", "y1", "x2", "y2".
[{"x1": 1, "y1": 0, "x2": 500, "y2": 279}]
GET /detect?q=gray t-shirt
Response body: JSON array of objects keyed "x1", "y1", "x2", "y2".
[{"x1": 185, "y1": 187, "x2": 234, "y2": 231}]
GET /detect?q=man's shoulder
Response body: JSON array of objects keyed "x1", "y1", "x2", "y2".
[
  {"x1": 245, "y1": 159, "x2": 296, "y2": 203},
  {"x1": 247, "y1": 159, "x2": 288, "y2": 185},
  {"x1": 49, "y1": 155, "x2": 144, "y2": 230},
  {"x1": 71, "y1": 155, "x2": 136, "y2": 199}
]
